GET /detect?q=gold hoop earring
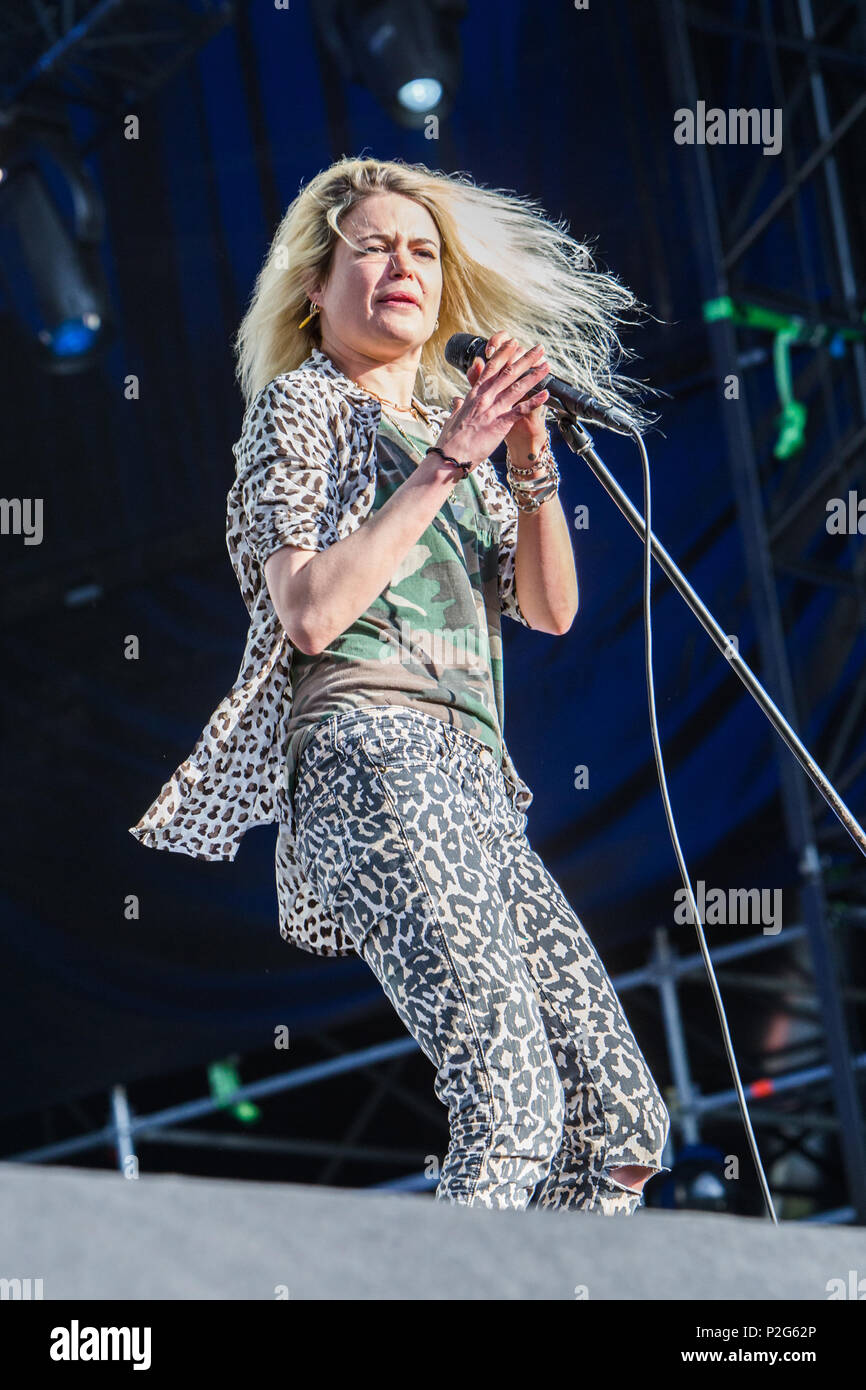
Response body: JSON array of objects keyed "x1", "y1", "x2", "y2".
[{"x1": 297, "y1": 302, "x2": 320, "y2": 330}]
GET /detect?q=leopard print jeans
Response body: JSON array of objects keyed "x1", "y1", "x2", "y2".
[{"x1": 292, "y1": 704, "x2": 671, "y2": 1214}]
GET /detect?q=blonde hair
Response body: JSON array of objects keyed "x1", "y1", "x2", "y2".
[{"x1": 233, "y1": 155, "x2": 653, "y2": 431}]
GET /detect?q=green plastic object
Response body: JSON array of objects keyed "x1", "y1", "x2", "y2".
[
  {"x1": 207, "y1": 1060, "x2": 261, "y2": 1124},
  {"x1": 774, "y1": 399, "x2": 808, "y2": 458},
  {"x1": 772, "y1": 325, "x2": 807, "y2": 458},
  {"x1": 703, "y1": 296, "x2": 794, "y2": 334},
  {"x1": 700, "y1": 297, "x2": 850, "y2": 457},
  {"x1": 703, "y1": 295, "x2": 866, "y2": 343}
]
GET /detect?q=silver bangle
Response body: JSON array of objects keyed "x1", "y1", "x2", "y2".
[
  {"x1": 508, "y1": 463, "x2": 559, "y2": 491},
  {"x1": 506, "y1": 436, "x2": 560, "y2": 512},
  {"x1": 507, "y1": 473, "x2": 559, "y2": 512},
  {"x1": 510, "y1": 479, "x2": 559, "y2": 513}
]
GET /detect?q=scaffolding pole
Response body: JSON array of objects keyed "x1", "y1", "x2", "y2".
[{"x1": 664, "y1": 0, "x2": 866, "y2": 1220}]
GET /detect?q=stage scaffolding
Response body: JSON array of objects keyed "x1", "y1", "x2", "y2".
[
  {"x1": 661, "y1": 0, "x2": 866, "y2": 1219},
  {"x1": 4, "y1": 0, "x2": 865, "y2": 1222},
  {"x1": 0, "y1": 0, "x2": 233, "y2": 150},
  {"x1": 9, "y1": 918, "x2": 865, "y2": 1221}
]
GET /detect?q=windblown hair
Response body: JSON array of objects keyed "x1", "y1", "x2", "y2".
[{"x1": 233, "y1": 155, "x2": 654, "y2": 432}]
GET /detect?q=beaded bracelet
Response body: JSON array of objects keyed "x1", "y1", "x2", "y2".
[
  {"x1": 507, "y1": 438, "x2": 554, "y2": 478},
  {"x1": 505, "y1": 433, "x2": 561, "y2": 513}
]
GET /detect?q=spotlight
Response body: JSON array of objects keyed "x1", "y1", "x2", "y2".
[
  {"x1": 40, "y1": 313, "x2": 103, "y2": 358},
  {"x1": 0, "y1": 122, "x2": 112, "y2": 373},
  {"x1": 397, "y1": 78, "x2": 443, "y2": 115},
  {"x1": 313, "y1": 0, "x2": 466, "y2": 130}
]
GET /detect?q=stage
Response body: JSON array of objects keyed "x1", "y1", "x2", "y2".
[{"x1": 1, "y1": 1161, "x2": 861, "y2": 1300}]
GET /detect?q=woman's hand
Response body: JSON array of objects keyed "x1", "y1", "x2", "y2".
[
  {"x1": 469, "y1": 331, "x2": 551, "y2": 466},
  {"x1": 432, "y1": 335, "x2": 549, "y2": 471}
]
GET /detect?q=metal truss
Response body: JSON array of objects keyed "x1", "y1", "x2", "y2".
[
  {"x1": 8, "y1": 925, "x2": 864, "y2": 1219},
  {"x1": 7, "y1": 1031, "x2": 430, "y2": 1175},
  {"x1": 663, "y1": 0, "x2": 866, "y2": 1219},
  {"x1": 0, "y1": 0, "x2": 233, "y2": 152}
]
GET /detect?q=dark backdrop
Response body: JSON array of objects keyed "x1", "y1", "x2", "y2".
[{"x1": 1, "y1": 0, "x2": 863, "y2": 1133}]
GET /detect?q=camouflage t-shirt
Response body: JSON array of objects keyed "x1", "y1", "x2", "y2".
[{"x1": 283, "y1": 409, "x2": 509, "y2": 804}]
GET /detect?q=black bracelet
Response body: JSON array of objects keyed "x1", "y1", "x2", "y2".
[{"x1": 425, "y1": 445, "x2": 473, "y2": 479}]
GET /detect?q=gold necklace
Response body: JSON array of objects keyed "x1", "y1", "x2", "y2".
[
  {"x1": 379, "y1": 407, "x2": 461, "y2": 501},
  {"x1": 362, "y1": 383, "x2": 432, "y2": 426},
  {"x1": 380, "y1": 406, "x2": 433, "y2": 456}
]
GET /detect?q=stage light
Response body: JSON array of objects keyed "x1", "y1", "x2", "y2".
[
  {"x1": 312, "y1": 0, "x2": 466, "y2": 130},
  {"x1": 40, "y1": 313, "x2": 103, "y2": 358},
  {"x1": 397, "y1": 78, "x2": 443, "y2": 114},
  {"x1": 0, "y1": 125, "x2": 112, "y2": 373}
]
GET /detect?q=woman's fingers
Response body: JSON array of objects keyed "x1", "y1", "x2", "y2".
[
  {"x1": 466, "y1": 357, "x2": 485, "y2": 385},
  {"x1": 474, "y1": 340, "x2": 543, "y2": 405},
  {"x1": 511, "y1": 388, "x2": 549, "y2": 416},
  {"x1": 457, "y1": 334, "x2": 550, "y2": 445},
  {"x1": 483, "y1": 330, "x2": 511, "y2": 361},
  {"x1": 495, "y1": 357, "x2": 549, "y2": 408},
  {"x1": 476, "y1": 334, "x2": 521, "y2": 383}
]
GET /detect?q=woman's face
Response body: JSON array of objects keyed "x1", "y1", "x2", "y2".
[{"x1": 312, "y1": 192, "x2": 442, "y2": 361}]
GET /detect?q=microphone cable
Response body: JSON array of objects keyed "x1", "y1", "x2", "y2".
[{"x1": 631, "y1": 426, "x2": 778, "y2": 1224}]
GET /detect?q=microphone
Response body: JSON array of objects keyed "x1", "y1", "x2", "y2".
[{"x1": 444, "y1": 332, "x2": 635, "y2": 435}]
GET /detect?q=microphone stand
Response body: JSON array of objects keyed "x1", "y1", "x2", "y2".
[
  {"x1": 555, "y1": 410, "x2": 866, "y2": 857},
  {"x1": 555, "y1": 408, "x2": 866, "y2": 1224}
]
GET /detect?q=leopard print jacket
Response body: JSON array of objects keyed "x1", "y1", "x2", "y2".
[{"x1": 128, "y1": 347, "x2": 535, "y2": 956}]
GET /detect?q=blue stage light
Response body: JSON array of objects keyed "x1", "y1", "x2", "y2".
[
  {"x1": 311, "y1": 0, "x2": 464, "y2": 130},
  {"x1": 397, "y1": 78, "x2": 442, "y2": 114},
  {"x1": 47, "y1": 315, "x2": 102, "y2": 357}
]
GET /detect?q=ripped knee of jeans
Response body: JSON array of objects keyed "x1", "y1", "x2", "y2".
[{"x1": 605, "y1": 1162, "x2": 671, "y2": 1197}]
